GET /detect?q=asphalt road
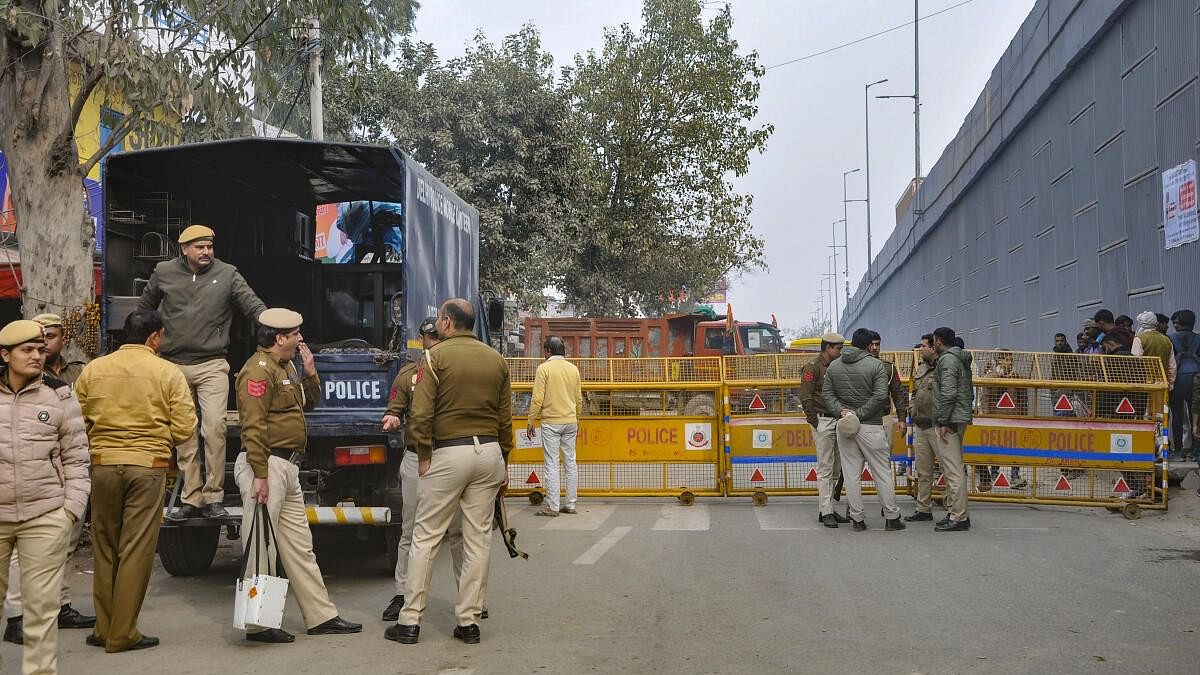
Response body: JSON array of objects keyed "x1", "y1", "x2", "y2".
[{"x1": 5, "y1": 486, "x2": 1200, "y2": 675}]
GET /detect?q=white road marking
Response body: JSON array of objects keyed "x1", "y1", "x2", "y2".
[
  {"x1": 651, "y1": 504, "x2": 710, "y2": 531},
  {"x1": 542, "y1": 504, "x2": 616, "y2": 531},
  {"x1": 754, "y1": 507, "x2": 820, "y2": 531},
  {"x1": 572, "y1": 526, "x2": 633, "y2": 565}
]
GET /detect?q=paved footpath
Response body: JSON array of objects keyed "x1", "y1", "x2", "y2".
[{"x1": 5, "y1": 488, "x2": 1200, "y2": 674}]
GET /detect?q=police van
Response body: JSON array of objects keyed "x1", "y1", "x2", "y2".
[{"x1": 102, "y1": 139, "x2": 494, "y2": 575}]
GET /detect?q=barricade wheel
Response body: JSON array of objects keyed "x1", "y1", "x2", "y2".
[
  {"x1": 678, "y1": 491, "x2": 695, "y2": 506},
  {"x1": 752, "y1": 491, "x2": 768, "y2": 506},
  {"x1": 1121, "y1": 503, "x2": 1141, "y2": 520},
  {"x1": 1105, "y1": 506, "x2": 1121, "y2": 513},
  {"x1": 528, "y1": 491, "x2": 544, "y2": 506}
]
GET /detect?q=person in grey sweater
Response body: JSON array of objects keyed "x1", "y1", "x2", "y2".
[{"x1": 822, "y1": 328, "x2": 905, "y2": 532}]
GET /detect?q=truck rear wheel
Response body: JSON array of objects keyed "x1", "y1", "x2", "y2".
[{"x1": 157, "y1": 525, "x2": 221, "y2": 576}]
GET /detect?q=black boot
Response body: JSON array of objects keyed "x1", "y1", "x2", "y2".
[
  {"x1": 3, "y1": 616, "x2": 22, "y2": 645},
  {"x1": 381, "y1": 595, "x2": 404, "y2": 622},
  {"x1": 884, "y1": 517, "x2": 907, "y2": 531}
]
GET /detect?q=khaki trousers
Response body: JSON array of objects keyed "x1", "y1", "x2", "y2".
[
  {"x1": 176, "y1": 358, "x2": 230, "y2": 507},
  {"x1": 0, "y1": 508, "x2": 72, "y2": 674},
  {"x1": 394, "y1": 450, "x2": 463, "y2": 595},
  {"x1": 934, "y1": 425, "x2": 970, "y2": 522},
  {"x1": 912, "y1": 426, "x2": 939, "y2": 513},
  {"x1": 234, "y1": 453, "x2": 338, "y2": 631},
  {"x1": 814, "y1": 417, "x2": 842, "y2": 516},
  {"x1": 90, "y1": 465, "x2": 165, "y2": 653},
  {"x1": 837, "y1": 423, "x2": 900, "y2": 521},
  {"x1": 5, "y1": 515, "x2": 81, "y2": 616},
  {"x1": 400, "y1": 440, "x2": 505, "y2": 627}
]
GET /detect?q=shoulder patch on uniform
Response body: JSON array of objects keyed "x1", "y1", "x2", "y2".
[
  {"x1": 258, "y1": 360, "x2": 267, "y2": 367},
  {"x1": 802, "y1": 372, "x2": 814, "y2": 382},
  {"x1": 37, "y1": 410, "x2": 50, "y2": 422},
  {"x1": 389, "y1": 387, "x2": 398, "y2": 401},
  {"x1": 246, "y1": 379, "x2": 268, "y2": 398}
]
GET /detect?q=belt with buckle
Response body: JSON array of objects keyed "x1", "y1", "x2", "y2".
[
  {"x1": 270, "y1": 448, "x2": 303, "y2": 464},
  {"x1": 434, "y1": 435, "x2": 499, "y2": 449}
]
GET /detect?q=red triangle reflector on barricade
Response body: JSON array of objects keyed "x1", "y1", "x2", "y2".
[
  {"x1": 526, "y1": 471, "x2": 540, "y2": 485},
  {"x1": 748, "y1": 394, "x2": 767, "y2": 411},
  {"x1": 861, "y1": 467, "x2": 873, "y2": 481},
  {"x1": 804, "y1": 468, "x2": 818, "y2": 482},
  {"x1": 1054, "y1": 395, "x2": 1074, "y2": 412},
  {"x1": 1115, "y1": 397, "x2": 1136, "y2": 415},
  {"x1": 934, "y1": 473, "x2": 947, "y2": 487},
  {"x1": 992, "y1": 473, "x2": 1011, "y2": 489},
  {"x1": 750, "y1": 468, "x2": 766, "y2": 482},
  {"x1": 996, "y1": 392, "x2": 1016, "y2": 410},
  {"x1": 1112, "y1": 477, "x2": 1131, "y2": 493},
  {"x1": 1054, "y1": 475, "x2": 1072, "y2": 491}
]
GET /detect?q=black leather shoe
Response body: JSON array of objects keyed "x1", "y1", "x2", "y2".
[
  {"x1": 247, "y1": 628, "x2": 295, "y2": 644},
  {"x1": 127, "y1": 635, "x2": 160, "y2": 650},
  {"x1": 85, "y1": 634, "x2": 105, "y2": 648},
  {"x1": 165, "y1": 504, "x2": 203, "y2": 521},
  {"x1": 935, "y1": 517, "x2": 971, "y2": 532},
  {"x1": 832, "y1": 512, "x2": 850, "y2": 524},
  {"x1": 307, "y1": 616, "x2": 362, "y2": 635},
  {"x1": 904, "y1": 511, "x2": 934, "y2": 522},
  {"x1": 820, "y1": 513, "x2": 839, "y2": 528},
  {"x1": 453, "y1": 624, "x2": 481, "y2": 644},
  {"x1": 4, "y1": 616, "x2": 23, "y2": 645},
  {"x1": 884, "y1": 517, "x2": 907, "y2": 531},
  {"x1": 851, "y1": 519, "x2": 868, "y2": 531},
  {"x1": 202, "y1": 503, "x2": 229, "y2": 518},
  {"x1": 381, "y1": 595, "x2": 404, "y2": 622},
  {"x1": 58, "y1": 604, "x2": 96, "y2": 628},
  {"x1": 384, "y1": 623, "x2": 419, "y2": 644}
]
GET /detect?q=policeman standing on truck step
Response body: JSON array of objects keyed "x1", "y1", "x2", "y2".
[
  {"x1": 233, "y1": 308, "x2": 362, "y2": 644},
  {"x1": 0, "y1": 319, "x2": 90, "y2": 674},
  {"x1": 139, "y1": 224, "x2": 268, "y2": 521},
  {"x1": 380, "y1": 317, "x2": 469, "y2": 622},
  {"x1": 5, "y1": 314, "x2": 94, "y2": 647},
  {"x1": 799, "y1": 333, "x2": 848, "y2": 527},
  {"x1": 386, "y1": 298, "x2": 511, "y2": 646}
]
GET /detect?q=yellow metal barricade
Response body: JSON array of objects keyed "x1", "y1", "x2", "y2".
[
  {"x1": 507, "y1": 357, "x2": 723, "y2": 503},
  {"x1": 951, "y1": 351, "x2": 1169, "y2": 517}
]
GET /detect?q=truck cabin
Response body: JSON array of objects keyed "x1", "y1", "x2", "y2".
[
  {"x1": 689, "y1": 320, "x2": 784, "y2": 356},
  {"x1": 102, "y1": 139, "x2": 482, "y2": 414}
]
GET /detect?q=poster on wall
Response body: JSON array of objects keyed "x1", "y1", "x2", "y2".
[
  {"x1": 314, "y1": 200, "x2": 403, "y2": 263},
  {"x1": 1162, "y1": 159, "x2": 1199, "y2": 249}
]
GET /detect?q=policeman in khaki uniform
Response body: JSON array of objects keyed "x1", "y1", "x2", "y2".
[
  {"x1": 379, "y1": 317, "x2": 467, "y2": 622},
  {"x1": 386, "y1": 299, "x2": 511, "y2": 646},
  {"x1": 798, "y1": 333, "x2": 849, "y2": 527},
  {"x1": 904, "y1": 335, "x2": 940, "y2": 521},
  {"x1": 5, "y1": 314, "x2": 93, "y2": 647},
  {"x1": 233, "y1": 308, "x2": 361, "y2": 644}
]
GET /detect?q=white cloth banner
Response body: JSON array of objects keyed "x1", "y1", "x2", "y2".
[{"x1": 1162, "y1": 159, "x2": 1199, "y2": 249}]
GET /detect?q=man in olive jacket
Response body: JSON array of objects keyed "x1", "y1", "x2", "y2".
[
  {"x1": 931, "y1": 326, "x2": 973, "y2": 531},
  {"x1": 822, "y1": 328, "x2": 905, "y2": 531},
  {"x1": 140, "y1": 225, "x2": 267, "y2": 521}
]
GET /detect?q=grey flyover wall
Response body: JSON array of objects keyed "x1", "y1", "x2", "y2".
[{"x1": 841, "y1": 0, "x2": 1200, "y2": 349}]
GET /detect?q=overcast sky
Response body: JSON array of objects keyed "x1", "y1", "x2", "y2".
[{"x1": 411, "y1": 0, "x2": 1037, "y2": 332}]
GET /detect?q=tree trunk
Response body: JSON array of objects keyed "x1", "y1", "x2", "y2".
[{"x1": 0, "y1": 3, "x2": 95, "y2": 357}]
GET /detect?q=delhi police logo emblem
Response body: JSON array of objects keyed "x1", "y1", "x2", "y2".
[{"x1": 37, "y1": 410, "x2": 50, "y2": 422}]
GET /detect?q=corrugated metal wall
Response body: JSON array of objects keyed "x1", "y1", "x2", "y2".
[{"x1": 842, "y1": 0, "x2": 1200, "y2": 350}]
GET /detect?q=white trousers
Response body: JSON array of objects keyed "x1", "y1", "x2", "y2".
[
  {"x1": 393, "y1": 450, "x2": 463, "y2": 595},
  {"x1": 541, "y1": 423, "x2": 579, "y2": 511},
  {"x1": 836, "y1": 423, "x2": 900, "y2": 521}
]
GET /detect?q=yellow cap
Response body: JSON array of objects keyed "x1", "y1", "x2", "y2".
[
  {"x1": 178, "y1": 225, "x2": 215, "y2": 244},
  {"x1": 0, "y1": 320, "x2": 46, "y2": 348},
  {"x1": 258, "y1": 308, "x2": 303, "y2": 330},
  {"x1": 32, "y1": 313, "x2": 64, "y2": 328}
]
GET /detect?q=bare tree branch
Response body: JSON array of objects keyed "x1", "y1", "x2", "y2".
[{"x1": 80, "y1": 111, "x2": 138, "y2": 176}]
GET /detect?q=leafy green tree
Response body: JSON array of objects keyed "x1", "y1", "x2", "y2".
[
  {"x1": 0, "y1": 0, "x2": 416, "y2": 342},
  {"x1": 561, "y1": 0, "x2": 771, "y2": 316}
]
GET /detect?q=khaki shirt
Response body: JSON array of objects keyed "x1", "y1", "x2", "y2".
[
  {"x1": 236, "y1": 347, "x2": 321, "y2": 478},
  {"x1": 385, "y1": 361, "x2": 420, "y2": 452},
  {"x1": 409, "y1": 333, "x2": 513, "y2": 461},
  {"x1": 45, "y1": 355, "x2": 85, "y2": 385},
  {"x1": 798, "y1": 359, "x2": 829, "y2": 424}
]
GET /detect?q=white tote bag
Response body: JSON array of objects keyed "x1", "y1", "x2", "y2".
[{"x1": 233, "y1": 503, "x2": 289, "y2": 630}]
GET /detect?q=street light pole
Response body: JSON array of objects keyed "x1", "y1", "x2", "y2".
[
  {"x1": 830, "y1": 220, "x2": 845, "y2": 330},
  {"x1": 864, "y1": 78, "x2": 888, "y2": 283},
  {"x1": 842, "y1": 168, "x2": 860, "y2": 305},
  {"x1": 914, "y1": 0, "x2": 921, "y2": 179}
]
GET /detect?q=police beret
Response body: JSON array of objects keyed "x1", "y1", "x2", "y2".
[
  {"x1": 821, "y1": 332, "x2": 845, "y2": 344},
  {"x1": 418, "y1": 316, "x2": 438, "y2": 335},
  {"x1": 0, "y1": 320, "x2": 46, "y2": 348},
  {"x1": 258, "y1": 308, "x2": 303, "y2": 330},
  {"x1": 178, "y1": 225, "x2": 215, "y2": 244},
  {"x1": 32, "y1": 313, "x2": 64, "y2": 328}
]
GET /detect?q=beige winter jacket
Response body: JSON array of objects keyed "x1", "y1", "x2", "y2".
[{"x1": 0, "y1": 369, "x2": 91, "y2": 523}]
